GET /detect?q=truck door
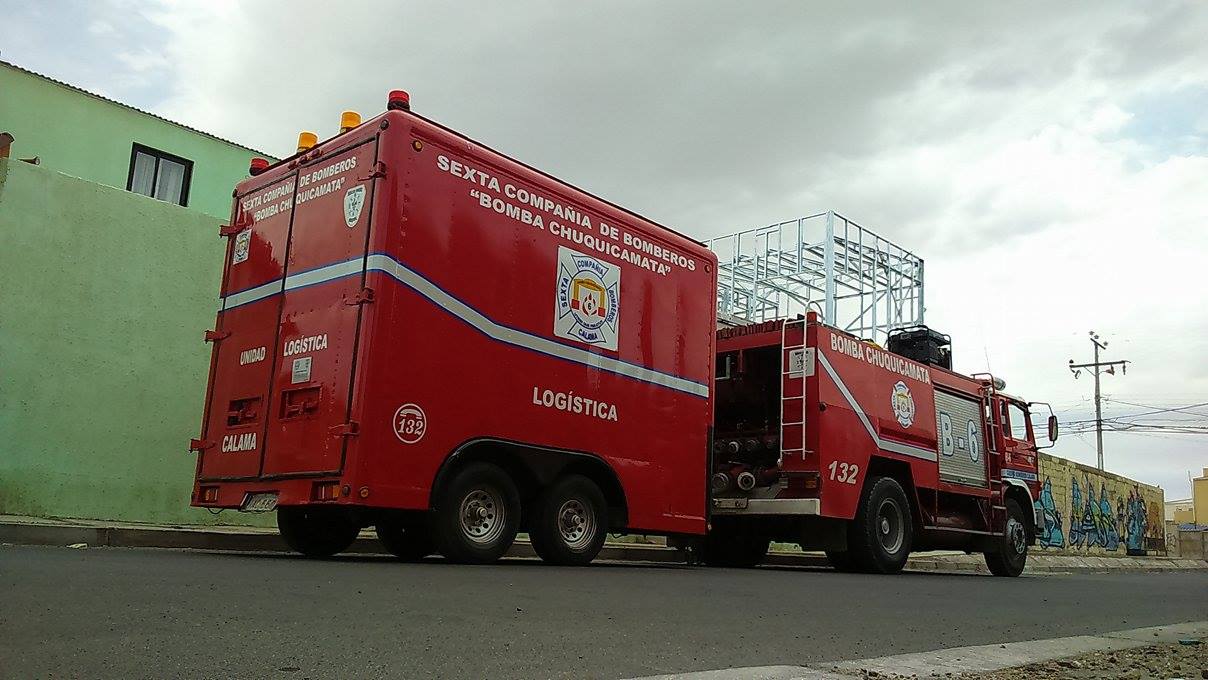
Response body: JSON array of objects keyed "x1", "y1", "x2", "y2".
[
  {"x1": 196, "y1": 172, "x2": 297, "y2": 481},
  {"x1": 1002, "y1": 400, "x2": 1038, "y2": 470},
  {"x1": 259, "y1": 138, "x2": 380, "y2": 477}
]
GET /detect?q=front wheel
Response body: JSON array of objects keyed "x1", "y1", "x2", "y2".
[
  {"x1": 277, "y1": 506, "x2": 360, "y2": 558},
  {"x1": 985, "y1": 498, "x2": 1029, "y2": 577},
  {"x1": 529, "y1": 475, "x2": 608, "y2": 566},
  {"x1": 430, "y1": 462, "x2": 521, "y2": 564},
  {"x1": 847, "y1": 476, "x2": 913, "y2": 574}
]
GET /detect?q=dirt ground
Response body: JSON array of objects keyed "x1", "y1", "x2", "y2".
[{"x1": 951, "y1": 640, "x2": 1207, "y2": 680}]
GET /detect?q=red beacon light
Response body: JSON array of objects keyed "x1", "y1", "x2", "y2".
[
  {"x1": 387, "y1": 89, "x2": 411, "y2": 111},
  {"x1": 248, "y1": 157, "x2": 270, "y2": 176}
]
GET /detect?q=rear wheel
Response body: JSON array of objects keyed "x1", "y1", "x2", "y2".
[
  {"x1": 277, "y1": 506, "x2": 360, "y2": 558},
  {"x1": 703, "y1": 522, "x2": 770, "y2": 568},
  {"x1": 847, "y1": 476, "x2": 913, "y2": 574},
  {"x1": 985, "y1": 498, "x2": 1029, "y2": 577},
  {"x1": 375, "y1": 517, "x2": 435, "y2": 561},
  {"x1": 430, "y1": 462, "x2": 520, "y2": 564},
  {"x1": 529, "y1": 475, "x2": 608, "y2": 566}
]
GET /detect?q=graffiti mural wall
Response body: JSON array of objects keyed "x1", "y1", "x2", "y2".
[{"x1": 1034, "y1": 453, "x2": 1165, "y2": 555}]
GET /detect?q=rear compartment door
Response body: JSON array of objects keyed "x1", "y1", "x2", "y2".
[
  {"x1": 197, "y1": 172, "x2": 297, "y2": 481},
  {"x1": 260, "y1": 138, "x2": 380, "y2": 477}
]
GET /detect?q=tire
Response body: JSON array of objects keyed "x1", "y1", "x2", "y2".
[
  {"x1": 846, "y1": 476, "x2": 913, "y2": 574},
  {"x1": 375, "y1": 518, "x2": 435, "y2": 561},
  {"x1": 429, "y1": 462, "x2": 521, "y2": 564},
  {"x1": 528, "y1": 475, "x2": 608, "y2": 566},
  {"x1": 825, "y1": 550, "x2": 857, "y2": 572},
  {"x1": 703, "y1": 522, "x2": 770, "y2": 568},
  {"x1": 277, "y1": 506, "x2": 360, "y2": 558},
  {"x1": 985, "y1": 498, "x2": 1029, "y2": 577}
]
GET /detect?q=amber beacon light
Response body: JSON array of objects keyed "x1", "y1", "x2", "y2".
[
  {"x1": 340, "y1": 111, "x2": 362, "y2": 133},
  {"x1": 296, "y1": 131, "x2": 318, "y2": 153}
]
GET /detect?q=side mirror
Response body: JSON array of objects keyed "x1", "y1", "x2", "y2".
[{"x1": 1029, "y1": 401, "x2": 1058, "y2": 449}]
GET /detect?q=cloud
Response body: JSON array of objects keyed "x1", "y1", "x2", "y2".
[{"x1": 8, "y1": 0, "x2": 1208, "y2": 495}]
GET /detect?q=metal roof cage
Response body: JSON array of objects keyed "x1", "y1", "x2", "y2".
[{"x1": 707, "y1": 211, "x2": 924, "y2": 343}]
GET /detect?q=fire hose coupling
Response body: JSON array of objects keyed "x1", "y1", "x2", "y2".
[
  {"x1": 710, "y1": 472, "x2": 731, "y2": 493},
  {"x1": 736, "y1": 471, "x2": 757, "y2": 491}
]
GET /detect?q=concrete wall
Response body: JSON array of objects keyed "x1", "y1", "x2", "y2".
[
  {"x1": 0, "y1": 159, "x2": 266, "y2": 526},
  {"x1": 1179, "y1": 529, "x2": 1208, "y2": 559},
  {"x1": 1, "y1": 61, "x2": 268, "y2": 218},
  {"x1": 1033, "y1": 452, "x2": 1165, "y2": 555}
]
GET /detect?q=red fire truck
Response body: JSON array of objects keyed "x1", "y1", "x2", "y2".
[{"x1": 191, "y1": 92, "x2": 1057, "y2": 576}]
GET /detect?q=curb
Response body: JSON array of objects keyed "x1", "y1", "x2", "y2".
[
  {"x1": 630, "y1": 620, "x2": 1208, "y2": 679},
  {"x1": 2, "y1": 520, "x2": 1203, "y2": 572}
]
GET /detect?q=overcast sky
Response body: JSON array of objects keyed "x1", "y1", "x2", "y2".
[{"x1": 3, "y1": 1, "x2": 1205, "y2": 497}]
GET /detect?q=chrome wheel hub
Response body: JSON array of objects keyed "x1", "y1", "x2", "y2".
[
  {"x1": 876, "y1": 498, "x2": 905, "y2": 555},
  {"x1": 1007, "y1": 517, "x2": 1026, "y2": 554},
  {"x1": 557, "y1": 499, "x2": 596, "y2": 551},
  {"x1": 459, "y1": 488, "x2": 504, "y2": 545}
]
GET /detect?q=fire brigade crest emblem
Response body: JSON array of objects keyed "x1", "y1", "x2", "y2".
[
  {"x1": 891, "y1": 380, "x2": 916, "y2": 428},
  {"x1": 232, "y1": 228, "x2": 251, "y2": 265},
  {"x1": 554, "y1": 246, "x2": 621, "y2": 351},
  {"x1": 343, "y1": 185, "x2": 366, "y2": 228}
]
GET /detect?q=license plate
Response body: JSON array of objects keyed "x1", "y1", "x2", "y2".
[{"x1": 242, "y1": 493, "x2": 278, "y2": 513}]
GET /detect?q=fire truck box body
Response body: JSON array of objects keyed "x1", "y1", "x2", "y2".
[{"x1": 192, "y1": 108, "x2": 717, "y2": 537}]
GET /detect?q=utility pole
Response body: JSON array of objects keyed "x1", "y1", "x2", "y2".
[{"x1": 1068, "y1": 331, "x2": 1129, "y2": 470}]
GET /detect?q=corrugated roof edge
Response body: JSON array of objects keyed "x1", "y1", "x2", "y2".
[{"x1": 1, "y1": 59, "x2": 277, "y2": 160}]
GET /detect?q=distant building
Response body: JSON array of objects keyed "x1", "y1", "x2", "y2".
[
  {"x1": 1166, "y1": 498, "x2": 1194, "y2": 524},
  {"x1": 1194, "y1": 468, "x2": 1208, "y2": 526},
  {"x1": 0, "y1": 60, "x2": 273, "y2": 217}
]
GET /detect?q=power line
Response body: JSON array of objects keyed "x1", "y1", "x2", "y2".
[{"x1": 1101, "y1": 399, "x2": 1208, "y2": 418}]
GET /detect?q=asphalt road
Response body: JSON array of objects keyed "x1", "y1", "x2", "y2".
[{"x1": 1, "y1": 546, "x2": 1205, "y2": 679}]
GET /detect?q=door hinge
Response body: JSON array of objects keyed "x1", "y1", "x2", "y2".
[
  {"x1": 204, "y1": 329, "x2": 232, "y2": 343},
  {"x1": 361, "y1": 161, "x2": 387, "y2": 180},
  {"x1": 345, "y1": 287, "x2": 375, "y2": 305},
  {"x1": 189, "y1": 437, "x2": 215, "y2": 452},
  {"x1": 330, "y1": 422, "x2": 360, "y2": 437}
]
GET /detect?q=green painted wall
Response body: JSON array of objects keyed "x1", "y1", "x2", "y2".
[
  {"x1": 0, "y1": 159, "x2": 268, "y2": 527},
  {"x1": 0, "y1": 62, "x2": 269, "y2": 218}
]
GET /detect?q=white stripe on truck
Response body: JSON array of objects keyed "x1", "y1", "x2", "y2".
[{"x1": 219, "y1": 253, "x2": 711, "y2": 399}]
